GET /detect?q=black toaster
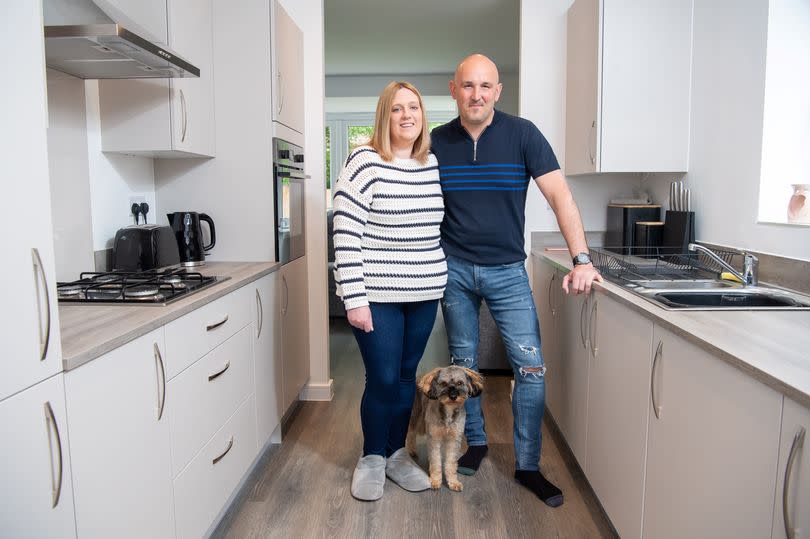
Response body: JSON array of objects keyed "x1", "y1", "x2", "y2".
[{"x1": 111, "y1": 225, "x2": 181, "y2": 271}]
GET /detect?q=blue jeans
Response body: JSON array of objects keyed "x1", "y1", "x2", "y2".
[
  {"x1": 441, "y1": 255, "x2": 547, "y2": 471},
  {"x1": 352, "y1": 300, "x2": 439, "y2": 457}
]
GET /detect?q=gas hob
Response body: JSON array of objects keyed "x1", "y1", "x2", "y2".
[{"x1": 57, "y1": 268, "x2": 227, "y2": 306}]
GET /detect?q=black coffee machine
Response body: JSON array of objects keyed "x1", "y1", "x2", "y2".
[{"x1": 167, "y1": 212, "x2": 216, "y2": 267}]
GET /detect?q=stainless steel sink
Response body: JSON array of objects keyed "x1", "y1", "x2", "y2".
[{"x1": 607, "y1": 278, "x2": 810, "y2": 311}]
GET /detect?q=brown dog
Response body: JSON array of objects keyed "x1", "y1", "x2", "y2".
[{"x1": 405, "y1": 366, "x2": 484, "y2": 491}]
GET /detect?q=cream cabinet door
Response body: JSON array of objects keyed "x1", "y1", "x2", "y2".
[
  {"x1": 280, "y1": 256, "x2": 310, "y2": 414},
  {"x1": 772, "y1": 397, "x2": 810, "y2": 539},
  {"x1": 272, "y1": 0, "x2": 305, "y2": 134},
  {"x1": 1, "y1": 0, "x2": 63, "y2": 402},
  {"x1": 533, "y1": 258, "x2": 560, "y2": 420},
  {"x1": 65, "y1": 329, "x2": 175, "y2": 539},
  {"x1": 0, "y1": 374, "x2": 76, "y2": 538},
  {"x1": 643, "y1": 325, "x2": 782, "y2": 539},
  {"x1": 254, "y1": 273, "x2": 283, "y2": 445},
  {"x1": 585, "y1": 291, "x2": 653, "y2": 539}
]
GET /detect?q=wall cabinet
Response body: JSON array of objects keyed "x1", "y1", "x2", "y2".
[
  {"x1": 99, "y1": 0, "x2": 215, "y2": 157},
  {"x1": 0, "y1": 374, "x2": 76, "y2": 538},
  {"x1": 642, "y1": 324, "x2": 782, "y2": 539},
  {"x1": 65, "y1": 329, "x2": 175, "y2": 539},
  {"x1": 771, "y1": 398, "x2": 810, "y2": 539},
  {"x1": 254, "y1": 273, "x2": 283, "y2": 445},
  {"x1": 280, "y1": 256, "x2": 311, "y2": 414},
  {"x1": 2, "y1": 0, "x2": 63, "y2": 403},
  {"x1": 564, "y1": 0, "x2": 692, "y2": 174},
  {"x1": 585, "y1": 291, "x2": 653, "y2": 539},
  {"x1": 272, "y1": 0, "x2": 305, "y2": 135}
]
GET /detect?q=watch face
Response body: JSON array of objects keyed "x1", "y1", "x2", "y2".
[{"x1": 574, "y1": 253, "x2": 591, "y2": 265}]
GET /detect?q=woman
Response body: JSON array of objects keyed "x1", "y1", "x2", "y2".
[{"x1": 332, "y1": 81, "x2": 447, "y2": 501}]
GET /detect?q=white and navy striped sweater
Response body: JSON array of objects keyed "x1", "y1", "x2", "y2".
[{"x1": 332, "y1": 146, "x2": 447, "y2": 310}]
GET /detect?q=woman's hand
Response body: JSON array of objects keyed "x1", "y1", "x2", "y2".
[{"x1": 347, "y1": 306, "x2": 374, "y2": 332}]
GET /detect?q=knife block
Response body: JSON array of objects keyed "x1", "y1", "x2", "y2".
[{"x1": 661, "y1": 211, "x2": 695, "y2": 255}]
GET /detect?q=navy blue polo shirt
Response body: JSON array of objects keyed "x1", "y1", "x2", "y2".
[{"x1": 431, "y1": 109, "x2": 560, "y2": 264}]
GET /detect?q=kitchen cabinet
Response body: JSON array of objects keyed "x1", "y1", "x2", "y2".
[
  {"x1": 772, "y1": 398, "x2": 810, "y2": 539},
  {"x1": 272, "y1": 0, "x2": 305, "y2": 135},
  {"x1": 557, "y1": 281, "x2": 590, "y2": 467},
  {"x1": 0, "y1": 374, "x2": 76, "y2": 538},
  {"x1": 2, "y1": 0, "x2": 63, "y2": 403},
  {"x1": 642, "y1": 324, "x2": 782, "y2": 539},
  {"x1": 65, "y1": 328, "x2": 175, "y2": 539},
  {"x1": 254, "y1": 273, "x2": 283, "y2": 445},
  {"x1": 585, "y1": 290, "x2": 653, "y2": 539},
  {"x1": 99, "y1": 0, "x2": 215, "y2": 157},
  {"x1": 280, "y1": 256, "x2": 310, "y2": 414},
  {"x1": 533, "y1": 258, "x2": 562, "y2": 422},
  {"x1": 564, "y1": 0, "x2": 692, "y2": 174}
]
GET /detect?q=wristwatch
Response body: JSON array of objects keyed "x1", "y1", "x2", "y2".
[{"x1": 572, "y1": 252, "x2": 592, "y2": 266}]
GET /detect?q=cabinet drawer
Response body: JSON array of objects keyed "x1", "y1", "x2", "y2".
[
  {"x1": 173, "y1": 394, "x2": 257, "y2": 539},
  {"x1": 164, "y1": 285, "x2": 253, "y2": 378},
  {"x1": 169, "y1": 325, "x2": 254, "y2": 475}
]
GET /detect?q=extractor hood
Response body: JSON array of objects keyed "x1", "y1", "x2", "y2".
[{"x1": 43, "y1": 0, "x2": 199, "y2": 79}]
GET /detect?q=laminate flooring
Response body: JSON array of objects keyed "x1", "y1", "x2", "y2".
[{"x1": 212, "y1": 315, "x2": 617, "y2": 539}]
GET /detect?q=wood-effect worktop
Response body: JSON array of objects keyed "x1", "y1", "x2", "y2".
[
  {"x1": 535, "y1": 250, "x2": 810, "y2": 408},
  {"x1": 58, "y1": 262, "x2": 281, "y2": 371}
]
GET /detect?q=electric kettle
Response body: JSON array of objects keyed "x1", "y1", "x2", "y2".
[{"x1": 167, "y1": 212, "x2": 216, "y2": 267}]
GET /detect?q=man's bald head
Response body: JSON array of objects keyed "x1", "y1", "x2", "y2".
[
  {"x1": 449, "y1": 54, "x2": 503, "y2": 131},
  {"x1": 454, "y1": 54, "x2": 500, "y2": 85}
]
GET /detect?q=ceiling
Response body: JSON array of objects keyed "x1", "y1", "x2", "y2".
[{"x1": 324, "y1": 0, "x2": 520, "y2": 76}]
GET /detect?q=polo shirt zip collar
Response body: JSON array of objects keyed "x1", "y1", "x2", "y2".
[{"x1": 455, "y1": 110, "x2": 503, "y2": 162}]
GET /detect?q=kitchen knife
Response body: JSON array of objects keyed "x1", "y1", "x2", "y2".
[
  {"x1": 686, "y1": 189, "x2": 691, "y2": 212},
  {"x1": 670, "y1": 182, "x2": 676, "y2": 211}
]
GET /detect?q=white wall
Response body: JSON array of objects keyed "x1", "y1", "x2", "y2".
[
  {"x1": 519, "y1": 0, "x2": 638, "y2": 254},
  {"x1": 278, "y1": 0, "x2": 332, "y2": 399},
  {"x1": 46, "y1": 70, "x2": 94, "y2": 281},
  {"x1": 326, "y1": 72, "x2": 520, "y2": 116},
  {"x1": 679, "y1": 0, "x2": 810, "y2": 260}
]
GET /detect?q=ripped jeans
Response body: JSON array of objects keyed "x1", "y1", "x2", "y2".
[{"x1": 441, "y1": 255, "x2": 547, "y2": 471}]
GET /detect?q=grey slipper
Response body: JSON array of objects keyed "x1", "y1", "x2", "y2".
[
  {"x1": 386, "y1": 448, "x2": 430, "y2": 492},
  {"x1": 351, "y1": 454, "x2": 386, "y2": 501}
]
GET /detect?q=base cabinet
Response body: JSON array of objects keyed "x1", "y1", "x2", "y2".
[
  {"x1": 642, "y1": 325, "x2": 782, "y2": 539},
  {"x1": 0, "y1": 374, "x2": 76, "y2": 539},
  {"x1": 558, "y1": 287, "x2": 590, "y2": 467},
  {"x1": 533, "y1": 259, "x2": 561, "y2": 420},
  {"x1": 772, "y1": 398, "x2": 810, "y2": 539},
  {"x1": 281, "y1": 256, "x2": 310, "y2": 414},
  {"x1": 65, "y1": 329, "x2": 175, "y2": 539},
  {"x1": 586, "y1": 291, "x2": 653, "y2": 539},
  {"x1": 254, "y1": 273, "x2": 283, "y2": 445}
]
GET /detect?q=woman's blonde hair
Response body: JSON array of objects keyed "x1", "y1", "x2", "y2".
[{"x1": 369, "y1": 81, "x2": 431, "y2": 164}]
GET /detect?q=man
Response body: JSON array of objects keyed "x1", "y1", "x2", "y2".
[{"x1": 431, "y1": 54, "x2": 602, "y2": 507}]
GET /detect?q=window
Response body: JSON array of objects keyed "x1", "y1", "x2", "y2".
[{"x1": 757, "y1": 0, "x2": 810, "y2": 226}]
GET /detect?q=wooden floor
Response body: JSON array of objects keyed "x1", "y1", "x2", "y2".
[{"x1": 212, "y1": 315, "x2": 616, "y2": 538}]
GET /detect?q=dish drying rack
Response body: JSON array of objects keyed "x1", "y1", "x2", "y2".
[{"x1": 591, "y1": 246, "x2": 743, "y2": 282}]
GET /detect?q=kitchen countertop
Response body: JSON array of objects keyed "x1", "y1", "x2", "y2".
[
  {"x1": 534, "y1": 250, "x2": 810, "y2": 408},
  {"x1": 59, "y1": 261, "x2": 281, "y2": 371}
]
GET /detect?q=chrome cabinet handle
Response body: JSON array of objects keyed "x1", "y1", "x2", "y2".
[
  {"x1": 212, "y1": 436, "x2": 234, "y2": 465},
  {"x1": 206, "y1": 315, "x2": 229, "y2": 332},
  {"x1": 32, "y1": 248, "x2": 51, "y2": 361},
  {"x1": 256, "y1": 289, "x2": 264, "y2": 339},
  {"x1": 651, "y1": 340, "x2": 663, "y2": 419},
  {"x1": 783, "y1": 426, "x2": 806, "y2": 539},
  {"x1": 579, "y1": 297, "x2": 588, "y2": 350},
  {"x1": 276, "y1": 71, "x2": 284, "y2": 115},
  {"x1": 208, "y1": 360, "x2": 230, "y2": 382},
  {"x1": 282, "y1": 275, "x2": 289, "y2": 316},
  {"x1": 179, "y1": 89, "x2": 187, "y2": 142},
  {"x1": 588, "y1": 299, "x2": 598, "y2": 357},
  {"x1": 44, "y1": 401, "x2": 63, "y2": 508},
  {"x1": 588, "y1": 120, "x2": 597, "y2": 166},
  {"x1": 547, "y1": 273, "x2": 556, "y2": 317},
  {"x1": 154, "y1": 343, "x2": 166, "y2": 421}
]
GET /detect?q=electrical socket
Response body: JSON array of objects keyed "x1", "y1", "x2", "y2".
[{"x1": 128, "y1": 195, "x2": 146, "y2": 223}]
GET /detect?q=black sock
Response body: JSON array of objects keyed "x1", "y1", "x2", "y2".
[
  {"x1": 457, "y1": 445, "x2": 488, "y2": 475},
  {"x1": 515, "y1": 470, "x2": 564, "y2": 507}
]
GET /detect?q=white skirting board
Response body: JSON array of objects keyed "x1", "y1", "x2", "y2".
[{"x1": 300, "y1": 379, "x2": 334, "y2": 401}]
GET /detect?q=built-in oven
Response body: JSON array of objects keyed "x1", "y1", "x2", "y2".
[{"x1": 273, "y1": 138, "x2": 306, "y2": 264}]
